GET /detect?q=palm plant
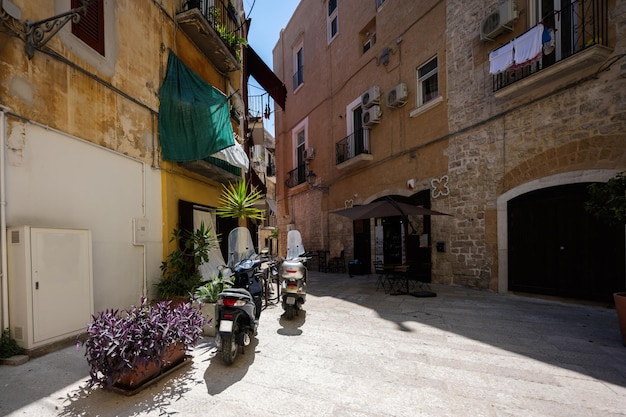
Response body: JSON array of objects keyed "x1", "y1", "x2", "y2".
[{"x1": 216, "y1": 179, "x2": 265, "y2": 221}]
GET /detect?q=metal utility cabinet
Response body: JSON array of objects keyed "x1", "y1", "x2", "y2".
[{"x1": 7, "y1": 226, "x2": 94, "y2": 350}]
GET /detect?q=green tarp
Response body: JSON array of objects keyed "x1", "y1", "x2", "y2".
[{"x1": 158, "y1": 50, "x2": 234, "y2": 161}]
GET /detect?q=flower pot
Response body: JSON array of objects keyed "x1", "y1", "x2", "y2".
[
  {"x1": 200, "y1": 302, "x2": 217, "y2": 337},
  {"x1": 115, "y1": 343, "x2": 186, "y2": 389},
  {"x1": 614, "y1": 292, "x2": 626, "y2": 346}
]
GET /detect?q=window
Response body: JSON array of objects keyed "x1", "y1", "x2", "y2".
[
  {"x1": 293, "y1": 42, "x2": 304, "y2": 90},
  {"x1": 417, "y1": 56, "x2": 438, "y2": 106},
  {"x1": 360, "y1": 18, "x2": 376, "y2": 55},
  {"x1": 289, "y1": 119, "x2": 308, "y2": 186},
  {"x1": 376, "y1": 0, "x2": 386, "y2": 9},
  {"x1": 327, "y1": 0, "x2": 338, "y2": 43},
  {"x1": 71, "y1": 0, "x2": 104, "y2": 56}
]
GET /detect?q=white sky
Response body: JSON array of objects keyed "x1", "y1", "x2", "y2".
[{"x1": 244, "y1": 0, "x2": 300, "y2": 135}]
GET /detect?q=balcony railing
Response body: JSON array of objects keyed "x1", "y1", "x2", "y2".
[
  {"x1": 285, "y1": 164, "x2": 307, "y2": 188},
  {"x1": 177, "y1": 0, "x2": 242, "y2": 72},
  {"x1": 492, "y1": 0, "x2": 607, "y2": 92},
  {"x1": 335, "y1": 129, "x2": 370, "y2": 165}
]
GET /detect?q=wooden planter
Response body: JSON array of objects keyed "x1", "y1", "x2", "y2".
[
  {"x1": 114, "y1": 343, "x2": 188, "y2": 394},
  {"x1": 614, "y1": 292, "x2": 626, "y2": 347}
]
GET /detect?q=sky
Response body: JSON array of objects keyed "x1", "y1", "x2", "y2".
[{"x1": 243, "y1": 0, "x2": 300, "y2": 134}]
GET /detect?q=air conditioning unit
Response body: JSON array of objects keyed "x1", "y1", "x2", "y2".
[
  {"x1": 361, "y1": 86, "x2": 380, "y2": 108},
  {"x1": 480, "y1": 0, "x2": 518, "y2": 41},
  {"x1": 304, "y1": 147, "x2": 315, "y2": 160},
  {"x1": 386, "y1": 83, "x2": 408, "y2": 108},
  {"x1": 362, "y1": 105, "x2": 382, "y2": 127}
]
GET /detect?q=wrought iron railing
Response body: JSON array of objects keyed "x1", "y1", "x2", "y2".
[
  {"x1": 183, "y1": 0, "x2": 242, "y2": 57},
  {"x1": 262, "y1": 215, "x2": 277, "y2": 228},
  {"x1": 335, "y1": 129, "x2": 370, "y2": 165},
  {"x1": 492, "y1": 0, "x2": 607, "y2": 92},
  {"x1": 285, "y1": 164, "x2": 307, "y2": 188}
]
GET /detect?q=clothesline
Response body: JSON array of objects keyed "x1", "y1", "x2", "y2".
[{"x1": 489, "y1": 23, "x2": 553, "y2": 74}]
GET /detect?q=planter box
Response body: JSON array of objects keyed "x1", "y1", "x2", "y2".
[
  {"x1": 200, "y1": 303, "x2": 217, "y2": 337},
  {"x1": 114, "y1": 343, "x2": 187, "y2": 391}
]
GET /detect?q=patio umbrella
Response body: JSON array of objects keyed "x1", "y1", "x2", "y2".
[{"x1": 330, "y1": 200, "x2": 448, "y2": 220}]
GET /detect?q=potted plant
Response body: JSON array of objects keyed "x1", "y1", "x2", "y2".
[
  {"x1": 80, "y1": 297, "x2": 205, "y2": 391},
  {"x1": 194, "y1": 272, "x2": 234, "y2": 336},
  {"x1": 157, "y1": 222, "x2": 219, "y2": 302},
  {"x1": 585, "y1": 172, "x2": 626, "y2": 346},
  {"x1": 216, "y1": 179, "x2": 266, "y2": 221},
  {"x1": 0, "y1": 328, "x2": 24, "y2": 363}
]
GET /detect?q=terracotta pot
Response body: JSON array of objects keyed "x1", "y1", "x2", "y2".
[
  {"x1": 614, "y1": 292, "x2": 626, "y2": 347},
  {"x1": 115, "y1": 344, "x2": 186, "y2": 388}
]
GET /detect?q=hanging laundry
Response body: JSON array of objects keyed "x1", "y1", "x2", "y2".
[
  {"x1": 513, "y1": 23, "x2": 544, "y2": 67},
  {"x1": 542, "y1": 26, "x2": 555, "y2": 55},
  {"x1": 489, "y1": 42, "x2": 515, "y2": 74}
]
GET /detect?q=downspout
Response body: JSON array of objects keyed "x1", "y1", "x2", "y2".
[{"x1": 1, "y1": 107, "x2": 9, "y2": 330}]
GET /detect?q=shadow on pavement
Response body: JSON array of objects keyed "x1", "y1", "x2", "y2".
[
  {"x1": 57, "y1": 358, "x2": 201, "y2": 417},
  {"x1": 278, "y1": 310, "x2": 306, "y2": 336},
  {"x1": 203, "y1": 336, "x2": 258, "y2": 395},
  {"x1": 307, "y1": 271, "x2": 626, "y2": 388}
]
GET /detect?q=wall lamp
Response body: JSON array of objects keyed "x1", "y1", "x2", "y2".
[{"x1": 306, "y1": 170, "x2": 329, "y2": 192}]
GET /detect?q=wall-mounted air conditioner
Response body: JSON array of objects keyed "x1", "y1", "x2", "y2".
[
  {"x1": 362, "y1": 105, "x2": 382, "y2": 126},
  {"x1": 480, "y1": 0, "x2": 518, "y2": 41},
  {"x1": 361, "y1": 86, "x2": 380, "y2": 108},
  {"x1": 304, "y1": 147, "x2": 315, "y2": 160},
  {"x1": 386, "y1": 83, "x2": 408, "y2": 108}
]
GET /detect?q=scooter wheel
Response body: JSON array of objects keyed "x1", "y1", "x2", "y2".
[
  {"x1": 285, "y1": 304, "x2": 295, "y2": 320},
  {"x1": 221, "y1": 322, "x2": 239, "y2": 365}
]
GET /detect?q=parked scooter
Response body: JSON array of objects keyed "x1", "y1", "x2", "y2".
[
  {"x1": 279, "y1": 230, "x2": 309, "y2": 320},
  {"x1": 215, "y1": 227, "x2": 263, "y2": 365}
]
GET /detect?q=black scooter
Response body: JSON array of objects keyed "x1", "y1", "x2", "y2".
[{"x1": 215, "y1": 227, "x2": 263, "y2": 365}]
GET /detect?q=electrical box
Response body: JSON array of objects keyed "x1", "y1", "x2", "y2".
[{"x1": 7, "y1": 226, "x2": 94, "y2": 350}]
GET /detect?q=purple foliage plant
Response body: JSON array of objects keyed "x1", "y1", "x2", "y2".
[{"x1": 79, "y1": 297, "x2": 205, "y2": 389}]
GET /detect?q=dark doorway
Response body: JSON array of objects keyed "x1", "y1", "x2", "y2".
[
  {"x1": 508, "y1": 183, "x2": 625, "y2": 303},
  {"x1": 353, "y1": 219, "x2": 371, "y2": 274},
  {"x1": 381, "y1": 217, "x2": 403, "y2": 265}
]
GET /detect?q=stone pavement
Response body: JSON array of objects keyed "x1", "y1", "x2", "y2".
[{"x1": 1, "y1": 271, "x2": 626, "y2": 416}]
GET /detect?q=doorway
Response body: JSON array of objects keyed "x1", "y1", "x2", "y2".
[{"x1": 508, "y1": 183, "x2": 625, "y2": 302}]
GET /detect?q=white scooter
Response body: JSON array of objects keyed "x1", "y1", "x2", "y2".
[{"x1": 279, "y1": 230, "x2": 310, "y2": 320}]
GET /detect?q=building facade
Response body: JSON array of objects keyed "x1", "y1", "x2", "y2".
[
  {"x1": 274, "y1": 0, "x2": 625, "y2": 301},
  {"x1": 0, "y1": 0, "x2": 283, "y2": 350}
]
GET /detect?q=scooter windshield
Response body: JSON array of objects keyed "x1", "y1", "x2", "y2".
[
  {"x1": 286, "y1": 230, "x2": 306, "y2": 260},
  {"x1": 227, "y1": 227, "x2": 257, "y2": 267}
]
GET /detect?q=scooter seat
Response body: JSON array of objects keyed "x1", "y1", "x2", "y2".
[{"x1": 220, "y1": 288, "x2": 253, "y2": 301}]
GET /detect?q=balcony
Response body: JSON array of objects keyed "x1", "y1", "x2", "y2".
[
  {"x1": 179, "y1": 156, "x2": 241, "y2": 184},
  {"x1": 336, "y1": 129, "x2": 373, "y2": 170},
  {"x1": 285, "y1": 164, "x2": 307, "y2": 188},
  {"x1": 176, "y1": 0, "x2": 242, "y2": 73},
  {"x1": 492, "y1": 0, "x2": 611, "y2": 99}
]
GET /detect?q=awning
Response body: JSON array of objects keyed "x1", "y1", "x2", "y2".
[
  {"x1": 210, "y1": 141, "x2": 249, "y2": 170},
  {"x1": 246, "y1": 45, "x2": 287, "y2": 110},
  {"x1": 158, "y1": 50, "x2": 235, "y2": 161},
  {"x1": 249, "y1": 166, "x2": 267, "y2": 194},
  {"x1": 331, "y1": 200, "x2": 448, "y2": 220}
]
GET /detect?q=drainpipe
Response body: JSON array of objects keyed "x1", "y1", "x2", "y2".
[{"x1": 1, "y1": 107, "x2": 9, "y2": 330}]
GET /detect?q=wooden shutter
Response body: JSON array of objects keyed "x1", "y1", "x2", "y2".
[{"x1": 71, "y1": 0, "x2": 104, "y2": 56}]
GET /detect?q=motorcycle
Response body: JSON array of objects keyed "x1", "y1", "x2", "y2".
[
  {"x1": 279, "y1": 230, "x2": 309, "y2": 320},
  {"x1": 215, "y1": 227, "x2": 263, "y2": 365}
]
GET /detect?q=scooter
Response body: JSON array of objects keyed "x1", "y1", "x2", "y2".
[
  {"x1": 279, "y1": 230, "x2": 309, "y2": 320},
  {"x1": 215, "y1": 227, "x2": 263, "y2": 365}
]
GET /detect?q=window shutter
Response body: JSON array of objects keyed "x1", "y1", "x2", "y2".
[{"x1": 71, "y1": 0, "x2": 104, "y2": 56}]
